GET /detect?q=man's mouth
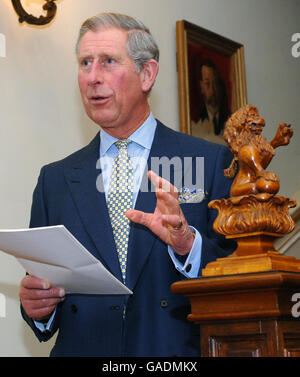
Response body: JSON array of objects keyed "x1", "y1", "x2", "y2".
[{"x1": 89, "y1": 95, "x2": 110, "y2": 104}]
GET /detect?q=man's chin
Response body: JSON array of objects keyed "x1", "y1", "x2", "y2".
[{"x1": 86, "y1": 111, "x2": 117, "y2": 128}]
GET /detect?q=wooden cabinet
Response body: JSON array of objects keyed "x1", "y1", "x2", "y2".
[{"x1": 171, "y1": 271, "x2": 300, "y2": 357}]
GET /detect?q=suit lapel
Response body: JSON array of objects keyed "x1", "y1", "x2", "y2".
[
  {"x1": 126, "y1": 122, "x2": 181, "y2": 291},
  {"x1": 64, "y1": 133, "x2": 122, "y2": 281}
]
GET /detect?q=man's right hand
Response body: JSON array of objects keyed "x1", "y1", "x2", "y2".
[{"x1": 19, "y1": 275, "x2": 65, "y2": 322}]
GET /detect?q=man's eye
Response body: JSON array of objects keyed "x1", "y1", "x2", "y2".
[
  {"x1": 81, "y1": 59, "x2": 91, "y2": 67},
  {"x1": 101, "y1": 57, "x2": 116, "y2": 66},
  {"x1": 107, "y1": 58, "x2": 114, "y2": 64}
]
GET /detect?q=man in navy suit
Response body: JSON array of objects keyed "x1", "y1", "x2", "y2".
[{"x1": 19, "y1": 12, "x2": 235, "y2": 357}]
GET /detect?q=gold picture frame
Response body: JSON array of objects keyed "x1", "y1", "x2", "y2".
[{"x1": 176, "y1": 20, "x2": 247, "y2": 144}]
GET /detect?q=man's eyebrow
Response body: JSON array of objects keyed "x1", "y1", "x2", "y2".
[{"x1": 77, "y1": 53, "x2": 93, "y2": 61}]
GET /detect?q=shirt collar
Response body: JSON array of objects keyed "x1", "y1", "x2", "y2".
[
  {"x1": 207, "y1": 107, "x2": 219, "y2": 122},
  {"x1": 100, "y1": 112, "x2": 157, "y2": 156}
]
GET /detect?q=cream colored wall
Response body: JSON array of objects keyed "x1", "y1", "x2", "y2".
[{"x1": 0, "y1": 0, "x2": 299, "y2": 356}]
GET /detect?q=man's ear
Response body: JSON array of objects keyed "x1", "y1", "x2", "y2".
[{"x1": 140, "y1": 59, "x2": 159, "y2": 93}]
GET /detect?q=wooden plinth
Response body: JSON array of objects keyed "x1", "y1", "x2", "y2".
[
  {"x1": 229, "y1": 232, "x2": 281, "y2": 255},
  {"x1": 202, "y1": 232, "x2": 300, "y2": 276},
  {"x1": 171, "y1": 271, "x2": 300, "y2": 357}
]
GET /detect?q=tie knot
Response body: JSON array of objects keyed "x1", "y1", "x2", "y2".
[{"x1": 115, "y1": 139, "x2": 131, "y2": 150}]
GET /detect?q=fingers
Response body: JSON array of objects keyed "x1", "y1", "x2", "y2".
[
  {"x1": 161, "y1": 214, "x2": 182, "y2": 228},
  {"x1": 148, "y1": 170, "x2": 180, "y2": 214},
  {"x1": 127, "y1": 172, "x2": 193, "y2": 255},
  {"x1": 148, "y1": 170, "x2": 178, "y2": 196},
  {"x1": 127, "y1": 171, "x2": 181, "y2": 227},
  {"x1": 127, "y1": 208, "x2": 182, "y2": 230},
  {"x1": 156, "y1": 189, "x2": 179, "y2": 208},
  {"x1": 126, "y1": 209, "x2": 151, "y2": 228},
  {"x1": 20, "y1": 275, "x2": 65, "y2": 321},
  {"x1": 21, "y1": 275, "x2": 51, "y2": 290}
]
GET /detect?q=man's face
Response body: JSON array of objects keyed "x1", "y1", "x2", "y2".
[
  {"x1": 200, "y1": 65, "x2": 220, "y2": 108},
  {"x1": 77, "y1": 27, "x2": 148, "y2": 137}
]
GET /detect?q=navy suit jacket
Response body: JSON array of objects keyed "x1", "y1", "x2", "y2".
[{"x1": 22, "y1": 120, "x2": 235, "y2": 357}]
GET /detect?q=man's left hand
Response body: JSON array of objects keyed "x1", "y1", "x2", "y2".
[{"x1": 126, "y1": 170, "x2": 194, "y2": 255}]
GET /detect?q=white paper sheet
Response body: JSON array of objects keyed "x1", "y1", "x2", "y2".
[{"x1": 0, "y1": 225, "x2": 132, "y2": 295}]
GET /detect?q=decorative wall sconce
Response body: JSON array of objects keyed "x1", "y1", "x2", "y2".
[{"x1": 12, "y1": 0, "x2": 57, "y2": 26}]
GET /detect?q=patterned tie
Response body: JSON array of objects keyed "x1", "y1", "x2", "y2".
[{"x1": 107, "y1": 140, "x2": 133, "y2": 282}]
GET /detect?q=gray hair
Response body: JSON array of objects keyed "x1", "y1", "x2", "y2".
[{"x1": 75, "y1": 12, "x2": 159, "y2": 73}]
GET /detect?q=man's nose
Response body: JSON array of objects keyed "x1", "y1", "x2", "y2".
[{"x1": 88, "y1": 62, "x2": 104, "y2": 85}]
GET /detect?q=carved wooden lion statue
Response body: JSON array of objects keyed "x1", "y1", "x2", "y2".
[{"x1": 223, "y1": 105, "x2": 293, "y2": 197}]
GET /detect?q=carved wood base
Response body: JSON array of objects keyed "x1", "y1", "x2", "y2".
[
  {"x1": 202, "y1": 251, "x2": 300, "y2": 276},
  {"x1": 202, "y1": 232, "x2": 300, "y2": 276},
  {"x1": 208, "y1": 194, "x2": 296, "y2": 235},
  {"x1": 230, "y1": 231, "x2": 281, "y2": 255}
]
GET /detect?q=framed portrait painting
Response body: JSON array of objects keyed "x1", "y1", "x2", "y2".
[{"x1": 176, "y1": 20, "x2": 247, "y2": 144}]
